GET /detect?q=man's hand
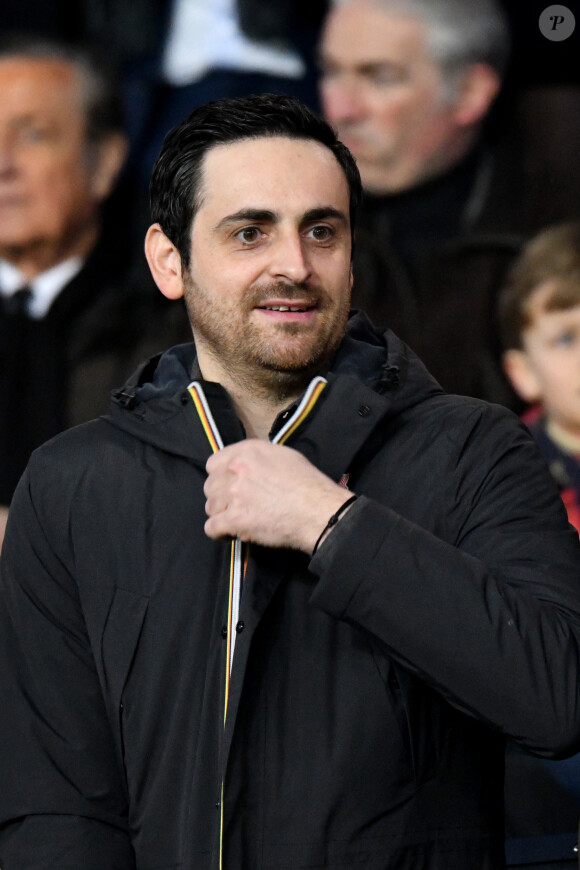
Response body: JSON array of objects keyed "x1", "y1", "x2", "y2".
[{"x1": 204, "y1": 440, "x2": 353, "y2": 553}]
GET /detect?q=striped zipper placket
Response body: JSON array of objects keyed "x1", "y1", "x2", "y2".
[
  {"x1": 188, "y1": 381, "x2": 248, "y2": 685},
  {"x1": 271, "y1": 376, "x2": 327, "y2": 446},
  {"x1": 188, "y1": 375, "x2": 327, "y2": 869}
]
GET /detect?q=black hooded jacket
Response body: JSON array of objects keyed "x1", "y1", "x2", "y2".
[{"x1": 2, "y1": 313, "x2": 580, "y2": 870}]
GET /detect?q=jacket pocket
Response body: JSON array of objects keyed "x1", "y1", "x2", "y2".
[
  {"x1": 368, "y1": 638, "x2": 438, "y2": 784},
  {"x1": 100, "y1": 588, "x2": 149, "y2": 727}
]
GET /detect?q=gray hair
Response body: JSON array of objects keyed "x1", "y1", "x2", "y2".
[
  {"x1": 332, "y1": 0, "x2": 510, "y2": 91},
  {"x1": 0, "y1": 32, "x2": 125, "y2": 142}
]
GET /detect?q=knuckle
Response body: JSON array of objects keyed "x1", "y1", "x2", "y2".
[
  {"x1": 229, "y1": 458, "x2": 250, "y2": 479},
  {"x1": 229, "y1": 479, "x2": 245, "y2": 499}
]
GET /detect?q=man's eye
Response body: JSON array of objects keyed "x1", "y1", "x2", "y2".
[
  {"x1": 308, "y1": 225, "x2": 333, "y2": 241},
  {"x1": 20, "y1": 127, "x2": 47, "y2": 144},
  {"x1": 554, "y1": 331, "x2": 577, "y2": 347},
  {"x1": 236, "y1": 227, "x2": 262, "y2": 244},
  {"x1": 372, "y1": 70, "x2": 405, "y2": 87}
]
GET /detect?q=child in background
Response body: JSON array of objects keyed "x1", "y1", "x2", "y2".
[
  {"x1": 499, "y1": 221, "x2": 580, "y2": 534},
  {"x1": 499, "y1": 222, "x2": 580, "y2": 868}
]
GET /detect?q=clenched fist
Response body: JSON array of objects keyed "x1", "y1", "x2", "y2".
[{"x1": 204, "y1": 440, "x2": 353, "y2": 553}]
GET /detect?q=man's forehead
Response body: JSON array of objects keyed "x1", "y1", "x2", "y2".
[
  {"x1": 0, "y1": 56, "x2": 82, "y2": 118},
  {"x1": 201, "y1": 135, "x2": 341, "y2": 174},
  {"x1": 321, "y1": 2, "x2": 427, "y2": 64},
  {"x1": 196, "y1": 136, "x2": 350, "y2": 216},
  {"x1": 0, "y1": 56, "x2": 78, "y2": 90}
]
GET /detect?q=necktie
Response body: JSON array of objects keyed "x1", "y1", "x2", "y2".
[{"x1": 2, "y1": 287, "x2": 32, "y2": 317}]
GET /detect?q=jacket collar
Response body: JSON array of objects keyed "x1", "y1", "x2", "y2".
[{"x1": 106, "y1": 311, "x2": 442, "y2": 472}]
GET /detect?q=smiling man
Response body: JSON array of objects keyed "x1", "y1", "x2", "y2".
[
  {"x1": 2, "y1": 94, "x2": 580, "y2": 870},
  {"x1": 146, "y1": 133, "x2": 353, "y2": 439}
]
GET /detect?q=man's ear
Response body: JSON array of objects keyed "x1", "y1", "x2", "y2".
[
  {"x1": 453, "y1": 63, "x2": 502, "y2": 128},
  {"x1": 502, "y1": 349, "x2": 542, "y2": 404},
  {"x1": 89, "y1": 133, "x2": 129, "y2": 202},
  {"x1": 144, "y1": 224, "x2": 185, "y2": 300}
]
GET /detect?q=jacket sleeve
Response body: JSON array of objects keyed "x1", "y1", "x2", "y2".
[
  {"x1": 0, "y1": 466, "x2": 135, "y2": 869},
  {"x1": 309, "y1": 403, "x2": 580, "y2": 758}
]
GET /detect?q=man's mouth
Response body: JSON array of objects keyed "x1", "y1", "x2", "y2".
[{"x1": 259, "y1": 304, "x2": 313, "y2": 312}]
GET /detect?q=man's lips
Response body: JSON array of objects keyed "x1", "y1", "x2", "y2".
[
  {"x1": 256, "y1": 301, "x2": 315, "y2": 313},
  {"x1": 254, "y1": 303, "x2": 318, "y2": 325}
]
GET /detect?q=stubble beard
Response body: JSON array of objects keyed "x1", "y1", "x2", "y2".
[{"x1": 183, "y1": 278, "x2": 350, "y2": 402}]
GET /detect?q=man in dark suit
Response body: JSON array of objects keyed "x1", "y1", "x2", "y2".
[{"x1": 0, "y1": 33, "x2": 191, "y2": 545}]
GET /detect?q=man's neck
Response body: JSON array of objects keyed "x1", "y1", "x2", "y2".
[
  {"x1": 229, "y1": 391, "x2": 291, "y2": 440},
  {"x1": 196, "y1": 355, "x2": 307, "y2": 440}
]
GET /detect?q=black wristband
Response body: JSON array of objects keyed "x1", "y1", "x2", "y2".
[{"x1": 312, "y1": 494, "x2": 358, "y2": 555}]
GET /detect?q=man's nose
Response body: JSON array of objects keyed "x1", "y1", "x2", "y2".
[
  {"x1": 321, "y1": 76, "x2": 366, "y2": 125},
  {"x1": 268, "y1": 233, "x2": 312, "y2": 284}
]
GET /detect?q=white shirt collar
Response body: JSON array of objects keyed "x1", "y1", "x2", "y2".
[{"x1": 0, "y1": 257, "x2": 84, "y2": 318}]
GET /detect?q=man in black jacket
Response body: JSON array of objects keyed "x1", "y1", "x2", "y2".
[{"x1": 1, "y1": 94, "x2": 580, "y2": 870}]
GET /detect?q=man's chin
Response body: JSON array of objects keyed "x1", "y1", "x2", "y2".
[
  {"x1": 258, "y1": 355, "x2": 319, "y2": 376},
  {"x1": 251, "y1": 362, "x2": 322, "y2": 402},
  {"x1": 252, "y1": 344, "x2": 338, "y2": 388},
  {"x1": 253, "y1": 337, "x2": 331, "y2": 374}
]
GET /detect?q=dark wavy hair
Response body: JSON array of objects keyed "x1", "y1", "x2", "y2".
[{"x1": 149, "y1": 93, "x2": 362, "y2": 269}]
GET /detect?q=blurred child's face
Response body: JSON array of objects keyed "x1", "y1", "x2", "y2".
[{"x1": 503, "y1": 281, "x2": 580, "y2": 436}]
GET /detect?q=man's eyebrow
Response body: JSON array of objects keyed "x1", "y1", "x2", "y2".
[
  {"x1": 358, "y1": 61, "x2": 406, "y2": 77},
  {"x1": 301, "y1": 207, "x2": 349, "y2": 227},
  {"x1": 214, "y1": 206, "x2": 349, "y2": 233},
  {"x1": 215, "y1": 209, "x2": 278, "y2": 231}
]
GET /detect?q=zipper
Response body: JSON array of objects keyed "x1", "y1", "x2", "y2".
[{"x1": 188, "y1": 375, "x2": 327, "y2": 869}]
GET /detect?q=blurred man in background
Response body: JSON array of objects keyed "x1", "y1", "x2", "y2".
[
  {"x1": 318, "y1": 0, "x2": 579, "y2": 408},
  {"x1": 0, "y1": 34, "x2": 190, "y2": 544}
]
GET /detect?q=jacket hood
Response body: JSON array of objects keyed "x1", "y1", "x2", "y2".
[{"x1": 106, "y1": 310, "x2": 443, "y2": 460}]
